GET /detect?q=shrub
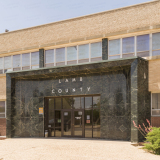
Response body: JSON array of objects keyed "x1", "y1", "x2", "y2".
[{"x1": 143, "y1": 127, "x2": 160, "y2": 155}]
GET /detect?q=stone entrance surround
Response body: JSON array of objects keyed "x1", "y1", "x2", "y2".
[{"x1": 6, "y1": 57, "x2": 150, "y2": 143}]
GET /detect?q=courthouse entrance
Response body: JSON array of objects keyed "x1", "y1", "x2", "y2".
[
  {"x1": 44, "y1": 95, "x2": 100, "y2": 138},
  {"x1": 62, "y1": 110, "x2": 84, "y2": 137}
]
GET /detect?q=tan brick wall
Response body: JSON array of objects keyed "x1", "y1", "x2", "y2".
[
  {"x1": 151, "y1": 117, "x2": 160, "y2": 127},
  {"x1": 149, "y1": 59, "x2": 160, "y2": 92},
  {"x1": 0, "y1": 1, "x2": 160, "y2": 53},
  {"x1": 0, "y1": 118, "x2": 6, "y2": 136},
  {"x1": 0, "y1": 76, "x2": 6, "y2": 100}
]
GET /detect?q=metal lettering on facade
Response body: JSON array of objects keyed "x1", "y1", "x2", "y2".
[{"x1": 51, "y1": 77, "x2": 91, "y2": 94}]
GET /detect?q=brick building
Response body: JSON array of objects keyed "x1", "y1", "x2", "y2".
[{"x1": 0, "y1": 1, "x2": 160, "y2": 143}]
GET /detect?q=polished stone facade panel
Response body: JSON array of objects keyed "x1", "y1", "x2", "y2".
[{"x1": 6, "y1": 57, "x2": 150, "y2": 142}]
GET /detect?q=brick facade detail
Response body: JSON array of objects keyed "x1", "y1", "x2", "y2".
[
  {"x1": 151, "y1": 117, "x2": 160, "y2": 127},
  {"x1": 0, "y1": 118, "x2": 6, "y2": 136}
]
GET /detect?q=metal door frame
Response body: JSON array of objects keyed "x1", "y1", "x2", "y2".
[{"x1": 62, "y1": 109, "x2": 84, "y2": 138}]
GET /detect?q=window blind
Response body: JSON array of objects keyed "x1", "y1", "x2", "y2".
[
  {"x1": 152, "y1": 32, "x2": 160, "y2": 50},
  {"x1": 109, "y1": 39, "x2": 120, "y2": 55},
  {"x1": 67, "y1": 46, "x2": 77, "y2": 61},
  {"x1": 4, "y1": 56, "x2": 11, "y2": 69},
  {"x1": 78, "y1": 44, "x2": 89, "y2": 59},
  {"x1": 137, "y1": 34, "x2": 149, "y2": 52},
  {"x1": 13, "y1": 54, "x2": 21, "y2": 68},
  {"x1": 56, "y1": 48, "x2": 65, "y2": 62},
  {"x1": 0, "y1": 58, "x2": 3, "y2": 69},
  {"x1": 122, "y1": 37, "x2": 134, "y2": 54},
  {"x1": 91, "y1": 42, "x2": 102, "y2": 58},
  {"x1": 45, "y1": 49, "x2": 54, "y2": 64},
  {"x1": 22, "y1": 53, "x2": 30, "y2": 67},
  {"x1": 31, "y1": 52, "x2": 39, "y2": 65}
]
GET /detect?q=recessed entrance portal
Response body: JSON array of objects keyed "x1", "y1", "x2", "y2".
[{"x1": 44, "y1": 95, "x2": 100, "y2": 138}]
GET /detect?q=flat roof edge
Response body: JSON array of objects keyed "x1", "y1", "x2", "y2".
[{"x1": 0, "y1": 0, "x2": 158, "y2": 35}]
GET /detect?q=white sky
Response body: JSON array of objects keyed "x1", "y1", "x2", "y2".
[{"x1": 0, "y1": 0, "x2": 150, "y2": 33}]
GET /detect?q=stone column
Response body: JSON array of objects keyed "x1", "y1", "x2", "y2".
[
  {"x1": 131, "y1": 58, "x2": 150, "y2": 143},
  {"x1": 39, "y1": 49, "x2": 44, "y2": 68},
  {"x1": 102, "y1": 38, "x2": 108, "y2": 60},
  {"x1": 131, "y1": 59, "x2": 138, "y2": 143},
  {"x1": 6, "y1": 74, "x2": 12, "y2": 138}
]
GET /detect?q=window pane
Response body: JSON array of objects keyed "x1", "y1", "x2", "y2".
[
  {"x1": 0, "y1": 101, "x2": 5, "y2": 113},
  {"x1": 93, "y1": 109, "x2": 100, "y2": 138},
  {"x1": 122, "y1": 37, "x2": 134, "y2": 54},
  {"x1": 152, "y1": 93, "x2": 158, "y2": 109},
  {"x1": 48, "y1": 99, "x2": 54, "y2": 127},
  {"x1": 0, "y1": 58, "x2": 3, "y2": 69},
  {"x1": 55, "y1": 128, "x2": 61, "y2": 137},
  {"x1": 4, "y1": 56, "x2": 11, "y2": 69},
  {"x1": 22, "y1": 53, "x2": 30, "y2": 67},
  {"x1": 78, "y1": 44, "x2": 89, "y2": 59},
  {"x1": 55, "y1": 111, "x2": 61, "y2": 128},
  {"x1": 93, "y1": 96, "x2": 100, "y2": 109},
  {"x1": 0, "y1": 114, "x2": 5, "y2": 118},
  {"x1": 55, "y1": 98, "x2": 61, "y2": 109},
  {"x1": 152, "y1": 32, "x2": 160, "y2": 50},
  {"x1": 158, "y1": 94, "x2": 160, "y2": 109},
  {"x1": 137, "y1": 51, "x2": 149, "y2": 57},
  {"x1": 122, "y1": 53, "x2": 135, "y2": 58},
  {"x1": 45, "y1": 50, "x2": 54, "y2": 64},
  {"x1": 137, "y1": 34, "x2": 149, "y2": 52},
  {"x1": 31, "y1": 52, "x2": 39, "y2": 65},
  {"x1": 109, "y1": 39, "x2": 120, "y2": 55},
  {"x1": 73, "y1": 97, "x2": 84, "y2": 109},
  {"x1": 93, "y1": 109, "x2": 100, "y2": 128},
  {"x1": 85, "y1": 97, "x2": 92, "y2": 109},
  {"x1": 91, "y1": 42, "x2": 102, "y2": 58},
  {"x1": 56, "y1": 48, "x2": 65, "y2": 62},
  {"x1": 109, "y1": 55, "x2": 120, "y2": 60},
  {"x1": 63, "y1": 97, "x2": 72, "y2": 109},
  {"x1": 67, "y1": 46, "x2": 77, "y2": 61},
  {"x1": 152, "y1": 110, "x2": 160, "y2": 116},
  {"x1": 152, "y1": 50, "x2": 160, "y2": 56},
  {"x1": 85, "y1": 110, "x2": 92, "y2": 138},
  {"x1": 13, "y1": 55, "x2": 21, "y2": 68}
]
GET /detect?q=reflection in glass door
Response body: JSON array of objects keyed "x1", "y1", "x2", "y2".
[
  {"x1": 63, "y1": 111, "x2": 72, "y2": 136},
  {"x1": 73, "y1": 110, "x2": 84, "y2": 137}
]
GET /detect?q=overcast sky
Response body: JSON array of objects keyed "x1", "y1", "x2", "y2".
[{"x1": 0, "y1": 0, "x2": 150, "y2": 33}]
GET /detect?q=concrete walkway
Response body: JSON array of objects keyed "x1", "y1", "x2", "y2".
[{"x1": 0, "y1": 138, "x2": 159, "y2": 160}]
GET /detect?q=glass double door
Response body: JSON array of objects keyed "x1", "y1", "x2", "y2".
[{"x1": 62, "y1": 110, "x2": 84, "y2": 137}]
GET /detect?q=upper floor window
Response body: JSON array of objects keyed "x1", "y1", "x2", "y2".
[
  {"x1": 0, "y1": 58, "x2": 3, "y2": 74},
  {"x1": 0, "y1": 101, "x2": 5, "y2": 118},
  {"x1": 67, "y1": 46, "x2": 77, "y2": 65},
  {"x1": 13, "y1": 54, "x2": 21, "y2": 71},
  {"x1": 137, "y1": 34, "x2": 149, "y2": 57},
  {"x1": 91, "y1": 42, "x2": 102, "y2": 62},
  {"x1": 56, "y1": 48, "x2": 65, "y2": 66},
  {"x1": 122, "y1": 37, "x2": 134, "y2": 58},
  {"x1": 152, "y1": 93, "x2": 160, "y2": 116},
  {"x1": 31, "y1": 52, "x2": 39, "y2": 69},
  {"x1": 4, "y1": 56, "x2": 12, "y2": 73},
  {"x1": 22, "y1": 53, "x2": 30, "y2": 70},
  {"x1": 152, "y1": 32, "x2": 160, "y2": 56},
  {"x1": 108, "y1": 33, "x2": 160, "y2": 59},
  {"x1": 78, "y1": 44, "x2": 89, "y2": 63},
  {"x1": 45, "y1": 49, "x2": 54, "y2": 67},
  {"x1": 0, "y1": 51, "x2": 39, "y2": 74},
  {"x1": 109, "y1": 39, "x2": 120, "y2": 59},
  {"x1": 45, "y1": 41, "x2": 102, "y2": 67}
]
